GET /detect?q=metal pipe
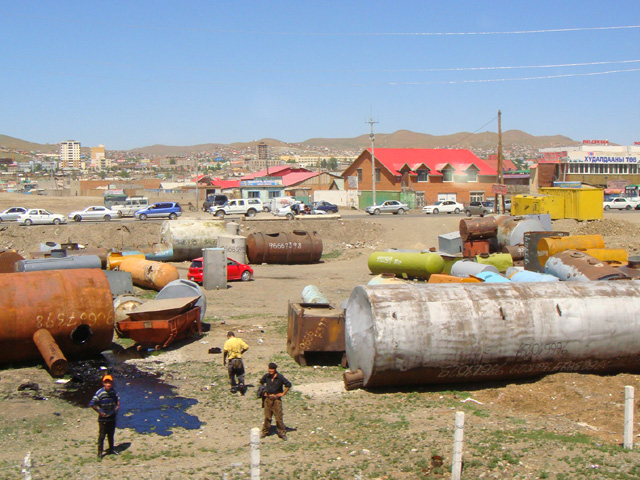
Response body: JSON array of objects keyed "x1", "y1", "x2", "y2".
[{"x1": 32, "y1": 329, "x2": 68, "y2": 376}]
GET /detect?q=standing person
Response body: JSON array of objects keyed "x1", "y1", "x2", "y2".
[
  {"x1": 223, "y1": 331, "x2": 249, "y2": 394},
  {"x1": 260, "y1": 362, "x2": 292, "y2": 440},
  {"x1": 89, "y1": 374, "x2": 120, "y2": 460}
]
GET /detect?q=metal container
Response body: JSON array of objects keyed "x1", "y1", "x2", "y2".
[
  {"x1": 496, "y1": 217, "x2": 547, "y2": 249},
  {"x1": 512, "y1": 194, "x2": 565, "y2": 219},
  {"x1": 287, "y1": 302, "x2": 345, "y2": 366},
  {"x1": 116, "y1": 257, "x2": 180, "y2": 291},
  {"x1": 450, "y1": 260, "x2": 499, "y2": 278},
  {"x1": 16, "y1": 255, "x2": 102, "y2": 273},
  {"x1": 580, "y1": 248, "x2": 628, "y2": 265},
  {"x1": 545, "y1": 250, "x2": 629, "y2": 281},
  {"x1": 368, "y1": 251, "x2": 444, "y2": 279},
  {"x1": 156, "y1": 279, "x2": 207, "y2": 321},
  {"x1": 118, "y1": 306, "x2": 202, "y2": 350},
  {"x1": 0, "y1": 250, "x2": 24, "y2": 273},
  {"x1": 438, "y1": 231, "x2": 463, "y2": 255},
  {"x1": 459, "y1": 217, "x2": 498, "y2": 242},
  {"x1": 476, "y1": 253, "x2": 513, "y2": 272},
  {"x1": 474, "y1": 271, "x2": 510, "y2": 283},
  {"x1": 217, "y1": 234, "x2": 248, "y2": 264},
  {"x1": 523, "y1": 231, "x2": 569, "y2": 272},
  {"x1": 159, "y1": 219, "x2": 228, "y2": 262},
  {"x1": 510, "y1": 270, "x2": 560, "y2": 282},
  {"x1": 462, "y1": 240, "x2": 490, "y2": 258},
  {"x1": 302, "y1": 285, "x2": 330, "y2": 305},
  {"x1": 618, "y1": 256, "x2": 640, "y2": 279},
  {"x1": 537, "y1": 235, "x2": 605, "y2": 267},
  {"x1": 30, "y1": 247, "x2": 109, "y2": 268},
  {"x1": 502, "y1": 245, "x2": 525, "y2": 261},
  {"x1": 246, "y1": 231, "x2": 323, "y2": 264},
  {"x1": 0, "y1": 269, "x2": 114, "y2": 374},
  {"x1": 107, "y1": 252, "x2": 146, "y2": 270},
  {"x1": 344, "y1": 282, "x2": 640, "y2": 389},
  {"x1": 539, "y1": 187, "x2": 604, "y2": 221},
  {"x1": 114, "y1": 295, "x2": 145, "y2": 323},
  {"x1": 428, "y1": 274, "x2": 482, "y2": 284}
]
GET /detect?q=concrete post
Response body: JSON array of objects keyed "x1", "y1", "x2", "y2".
[
  {"x1": 451, "y1": 411, "x2": 465, "y2": 480},
  {"x1": 203, "y1": 248, "x2": 227, "y2": 291},
  {"x1": 250, "y1": 427, "x2": 260, "y2": 480},
  {"x1": 624, "y1": 386, "x2": 635, "y2": 449}
]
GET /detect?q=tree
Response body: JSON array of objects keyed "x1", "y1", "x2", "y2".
[{"x1": 328, "y1": 157, "x2": 338, "y2": 170}]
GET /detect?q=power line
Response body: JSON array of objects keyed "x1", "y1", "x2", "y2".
[{"x1": 449, "y1": 116, "x2": 499, "y2": 147}]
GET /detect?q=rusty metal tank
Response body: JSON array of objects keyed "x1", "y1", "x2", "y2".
[
  {"x1": 159, "y1": 219, "x2": 228, "y2": 262},
  {"x1": 502, "y1": 245, "x2": 525, "y2": 261},
  {"x1": 580, "y1": 248, "x2": 628, "y2": 265},
  {"x1": 459, "y1": 217, "x2": 498, "y2": 242},
  {"x1": 544, "y1": 250, "x2": 629, "y2": 281},
  {"x1": 246, "y1": 231, "x2": 323, "y2": 264},
  {"x1": 618, "y1": 256, "x2": 640, "y2": 279},
  {"x1": 537, "y1": 235, "x2": 605, "y2": 267},
  {"x1": 287, "y1": 302, "x2": 345, "y2": 366},
  {"x1": 344, "y1": 282, "x2": 640, "y2": 389},
  {"x1": 0, "y1": 269, "x2": 114, "y2": 375},
  {"x1": 0, "y1": 250, "x2": 24, "y2": 273},
  {"x1": 115, "y1": 257, "x2": 180, "y2": 290},
  {"x1": 368, "y1": 251, "x2": 444, "y2": 279}
]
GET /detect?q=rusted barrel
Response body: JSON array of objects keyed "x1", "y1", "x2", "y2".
[
  {"x1": 0, "y1": 269, "x2": 114, "y2": 373},
  {"x1": 116, "y1": 257, "x2": 180, "y2": 290},
  {"x1": 544, "y1": 250, "x2": 629, "y2": 281},
  {"x1": 246, "y1": 231, "x2": 323, "y2": 264},
  {"x1": 502, "y1": 245, "x2": 525, "y2": 261},
  {"x1": 344, "y1": 282, "x2": 640, "y2": 389},
  {"x1": 0, "y1": 250, "x2": 24, "y2": 273},
  {"x1": 537, "y1": 235, "x2": 605, "y2": 267},
  {"x1": 459, "y1": 217, "x2": 497, "y2": 242}
]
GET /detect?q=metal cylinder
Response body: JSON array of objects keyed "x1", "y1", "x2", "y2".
[
  {"x1": 580, "y1": 248, "x2": 628, "y2": 265},
  {"x1": 301, "y1": 285, "x2": 330, "y2": 304},
  {"x1": 0, "y1": 250, "x2": 24, "y2": 273},
  {"x1": 160, "y1": 219, "x2": 228, "y2": 262},
  {"x1": 156, "y1": 279, "x2": 207, "y2": 320},
  {"x1": 246, "y1": 231, "x2": 323, "y2": 264},
  {"x1": 113, "y1": 295, "x2": 145, "y2": 323},
  {"x1": 459, "y1": 217, "x2": 498, "y2": 242},
  {"x1": 509, "y1": 270, "x2": 560, "y2": 282},
  {"x1": 344, "y1": 282, "x2": 640, "y2": 388},
  {"x1": 450, "y1": 260, "x2": 498, "y2": 278},
  {"x1": 496, "y1": 217, "x2": 547, "y2": 249},
  {"x1": 16, "y1": 255, "x2": 102, "y2": 272},
  {"x1": 537, "y1": 235, "x2": 605, "y2": 267},
  {"x1": 544, "y1": 250, "x2": 629, "y2": 281},
  {"x1": 618, "y1": 256, "x2": 640, "y2": 279},
  {"x1": 217, "y1": 235, "x2": 248, "y2": 264},
  {"x1": 33, "y1": 329, "x2": 68, "y2": 376},
  {"x1": 368, "y1": 251, "x2": 444, "y2": 279},
  {"x1": 116, "y1": 257, "x2": 180, "y2": 290},
  {"x1": 474, "y1": 271, "x2": 510, "y2": 283},
  {"x1": 502, "y1": 245, "x2": 525, "y2": 261},
  {"x1": 475, "y1": 253, "x2": 513, "y2": 272},
  {"x1": 107, "y1": 252, "x2": 145, "y2": 270},
  {"x1": 30, "y1": 247, "x2": 109, "y2": 268},
  {"x1": 0, "y1": 269, "x2": 114, "y2": 366}
]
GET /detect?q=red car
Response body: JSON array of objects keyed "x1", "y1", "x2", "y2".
[{"x1": 187, "y1": 257, "x2": 253, "y2": 283}]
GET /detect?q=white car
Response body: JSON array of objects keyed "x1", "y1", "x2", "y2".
[
  {"x1": 68, "y1": 206, "x2": 121, "y2": 222},
  {"x1": 274, "y1": 203, "x2": 327, "y2": 220},
  {"x1": 17, "y1": 209, "x2": 67, "y2": 226},
  {"x1": 423, "y1": 200, "x2": 464, "y2": 214},
  {"x1": 603, "y1": 197, "x2": 639, "y2": 210},
  {"x1": 365, "y1": 200, "x2": 409, "y2": 215},
  {"x1": 0, "y1": 207, "x2": 28, "y2": 222}
]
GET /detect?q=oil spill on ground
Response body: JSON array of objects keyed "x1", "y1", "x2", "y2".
[{"x1": 58, "y1": 357, "x2": 203, "y2": 436}]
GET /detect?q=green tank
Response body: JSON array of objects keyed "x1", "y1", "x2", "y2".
[
  {"x1": 475, "y1": 253, "x2": 514, "y2": 273},
  {"x1": 368, "y1": 252, "x2": 444, "y2": 279}
]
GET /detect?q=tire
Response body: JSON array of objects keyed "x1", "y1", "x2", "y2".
[
  {"x1": 465, "y1": 210, "x2": 471, "y2": 217},
  {"x1": 454, "y1": 208, "x2": 460, "y2": 214},
  {"x1": 480, "y1": 212, "x2": 486, "y2": 217},
  {"x1": 139, "y1": 213, "x2": 148, "y2": 220},
  {"x1": 397, "y1": 209, "x2": 405, "y2": 215},
  {"x1": 604, "y1": 205, "x2": 610, "y2": 211},
  {"x1": 286, "y1": 213, "x2": 295, "y2": 220},
  {"x1": 246, "y1": 209, "x2": 257, "y2": 217},
  {"x1": 433, "y1": 208, "x2": 439, "y2": 214},
  {"x1": 52, "y1": 218, "x2": 60, "y2": 225},
  {"x1": 626, "y1": 205, "x2": 632, "y2": 211},
  {"x1": 373, "y1": 209, "x2": 381, "y2": 215},
  {"x1": 169, "y1": 213, "x2": 177, "y2": 220},
  {"x1": 74, "y1": 215, "x2": 82, "y2": 222},
  {"x1": 117, "y1": 211, "x2": 123, "y2": 218},
  {"x1": 241, "y1": 270, "x2": 251, "y2": 282},
  {"x1": 214, "y1": 210, "x2": 225, "y2": 218},
  {"x1": 104, "y1": 215, "x2": 111, "y2": 221},
  {"x1": 25, "y1": 219, "x2": 32, "y2": 226}
]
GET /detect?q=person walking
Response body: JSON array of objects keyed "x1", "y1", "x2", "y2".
[
  {"x1": 89, "y1": 374, "x2": 120, "y2": 460},
  {"x1": 223, "y1": 331, "x2": 249, "y2": 394},
  {"x1": 260, "y1": 362, "x2": 292, "y2": 440}
]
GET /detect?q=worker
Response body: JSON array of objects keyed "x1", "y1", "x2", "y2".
[
  {"x1": 223, "y1": 331, "x2": 249, "y2": 394},
  {"x1": 259, "y1": 362, "x2": 292, "y2": 440},
  {"x1": 89, "y1": 374, "x2": 120, "y2": 460}
]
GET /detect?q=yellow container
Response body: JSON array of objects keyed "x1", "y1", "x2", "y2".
[
  {"x1": 428, "y1": 274, "x2": 482, "y2": 284},
  {"x1": 582, "y1": 248, "x2": 628, "y2": 264},
  {"x1": 537, "y1": 234, "x2": 605, "y2": 266},
  {"x1": 475, "y1": 253, "x2": 513, "y2": 272},
  {"x1": 512, "y1": 194, "x2": 564, "y2": 219},
  {"x1": 107, "y1": 252, "x2": 146, "y2": 270},
  {"x1": 539, "y1": 187, "x2": 604, "y2": 221}
]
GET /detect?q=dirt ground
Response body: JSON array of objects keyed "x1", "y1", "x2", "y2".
[{"x1": 2, "y1": 192, "x2": 640, "y2": 480}]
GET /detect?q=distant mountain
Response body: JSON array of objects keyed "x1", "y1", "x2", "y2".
[{"x1": 1, "y1": 130, "x2": 579, "y2": 157}]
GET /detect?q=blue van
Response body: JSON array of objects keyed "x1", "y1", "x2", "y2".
[{"x1": 134, "y1": 202, "x2": 182, "y2": 220}]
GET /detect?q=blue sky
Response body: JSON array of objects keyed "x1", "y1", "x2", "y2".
[{"x1": 2, "y1": 1, "x2": 639, "y2": 150}]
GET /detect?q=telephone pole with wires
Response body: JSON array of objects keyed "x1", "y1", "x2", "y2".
[{"x1": 366, "y1": 117, "x2": 379, "y2": 207}]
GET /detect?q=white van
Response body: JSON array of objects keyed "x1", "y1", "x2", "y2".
[
  {"x1": 115, "y1": 196, "x2": 149, "y2": 217},
  {"x1": 267, "y1": 196, "x2": 296, "y2": 213}
]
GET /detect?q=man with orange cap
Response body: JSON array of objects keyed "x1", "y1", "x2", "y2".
[{"x1": 89, "y1": 374, "x2": 120, "y2": 460}]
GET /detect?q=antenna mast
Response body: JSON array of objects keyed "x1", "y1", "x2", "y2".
[{"x1": 366, "y1": 117, "x2": 379, "y2": 207}]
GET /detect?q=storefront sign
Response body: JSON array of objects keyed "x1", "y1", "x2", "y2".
[
  {"x1": 492, "y1": 184, "x2": 507, "y2": 195},
  {"x1": 583, "y1": 156, "x2": 637, "y2": 163},
  {"x1": 582, "y1": 140, "x2": 609, "y2": 145}
]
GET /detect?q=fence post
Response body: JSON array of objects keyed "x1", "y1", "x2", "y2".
[
  {"x1": 451, "y1": 411, "x2": 465, "y2": 480},
  {"x1": 624, "y1": 386, "x2": 635, "y2": 449},
  {"x1": 250, "y1": 427, "x2": 261, "y2": 479}
]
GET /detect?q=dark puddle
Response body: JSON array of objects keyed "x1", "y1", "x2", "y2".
[{"x1": 58, "y1": 356, "x2": 203, "y2": 436}]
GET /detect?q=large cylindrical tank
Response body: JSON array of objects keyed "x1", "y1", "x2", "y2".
[
  {"x1": 344, "y1": 282, "x2": 640, "y2": 388},
  {"x1": 302, "y1": 285, "x2": 330, "y2": 304},
  {"x1": 116, "y1": 257, "x2": 180, "y2": 290},
  {"x1": 618, "y1": 256, "x2": 640, "y2": 279},
  {"x1": 16, "y1": 255, "x2": 102, "y2": 272},
  {"x1": 459, "y1": 217, "x2": 498, "y2": 242},
  {"x1": 475, "y1": 253, "x2": 513, "y2": 272},
  {"x1": 217, "y1": 234, "x2": 247, "y2": 264},
  {"x1": 509, "y1": 270, "x2": 560, "y2": 282},
  {"x1": 502, "y1": 245, "x2": 525, "y2": 261},
  {"x1": 30, "y1": 248, "x2": 109, "y2": 268},
  {"x1": 450, "y1": 260, "x2": 498, "y2": 278},
  {"x1": 160, "y1": 219, "x2": 228, "y2": 262},
  {"x1": 0, "y1": 250, "x2": 24, "y2": 273},
  {"x1": 537, "y1": 235, "x2": 605, "y2": 267},
  {"x1": 368, "y1": 252, "x2": 444, "y2": 279},
  {"x1": 0, "y1": 269, "x2": 114, "y2": 367},
  {"x1": 496, "y1": 217, "x2": 547, "y2": 249},
  {"x1": 246, "y1": 231, "x2": 323, "y2": 264},
  {"x1": 544, "y1": 250, "x2": 629, "y2": 281},
  {"x1": 580, "y1": 248, "x2": 628, "y2": 265}
]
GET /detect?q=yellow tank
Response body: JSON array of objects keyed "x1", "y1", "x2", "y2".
[
  {"x1": 116, "y1": 257, "x2": 179, "y2": 291},
  {"x1": 537, "y1": 235, "x2": 605, "y2": 267},
  {"x1": 107, "y1": 252, "x2": 146, "y2": 270},
  {"x1": 428, "y1": 274, "x2": 482, "y2": 284},
  {"x1": 581, "y1": 248, "x2": 628, "y2": 265}
]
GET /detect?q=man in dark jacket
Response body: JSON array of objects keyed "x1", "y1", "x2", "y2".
[
  {"x1": 259, "y1": 362, "x2": 292, "y2": 440},
  {"x1": 89, "y1": 374, "x2": 120, "y2": 459}
]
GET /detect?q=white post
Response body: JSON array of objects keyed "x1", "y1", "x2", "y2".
[
  {"x1": 22, "y1": 452, "x2": 31, "y2": 480},
  {"x1": 451, "y1": 411, "x2": 465, "y2": 480},
  {"x1": 250, "y1": 427, "x2": 261, "y2": 480},
  {"x1": 624, "y1": 386, "x2": 635, "y2": 449}
]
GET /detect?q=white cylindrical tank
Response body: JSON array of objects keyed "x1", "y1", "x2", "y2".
[
  {"x1": 160, "y1": 220, "x2": 228, "y2": 262},
  {"x1": 345, "y1": 282, "x2": 640, "y2": 388}
]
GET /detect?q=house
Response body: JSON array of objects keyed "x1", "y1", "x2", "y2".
[{"x1": 342, "y1": 148, "x2": 499, "y2": 207}]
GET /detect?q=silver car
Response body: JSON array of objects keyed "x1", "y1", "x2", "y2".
[
  {"x1": 68, "y1": 206, "x2": 121, "y2": 222},
  {"x1": 17, "y1": 209, "x2": 67, "y2": 226},
  {"x1": 365, "y1": 200, "x2": 409, "y2": 215},
  {"x1": 0, "y1": 207, "x2": 28, "y2": 222}
]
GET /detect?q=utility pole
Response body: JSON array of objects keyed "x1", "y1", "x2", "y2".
[
  {"x1": 195, "y1": 156, "x2": 199, "y2": 211},
  {"x1": 496, "y1": 110, "x2": 504, "y2": 213},
  {"x1": 366, "y1": 117, "x2": 379, "y2": 207}
]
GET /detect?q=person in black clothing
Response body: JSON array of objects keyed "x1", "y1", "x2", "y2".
[
  {"x1": 89, "y1": 374, "x2": 120, "y2": 459},
  {"x1": 259, "y1": 362, "x2": 292, "y2": 440}
]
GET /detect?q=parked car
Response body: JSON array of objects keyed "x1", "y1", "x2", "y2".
[
  {"x1": 274, "y1": 202, "x2": 327, "y2": 220},
  {"x1": 68, "y1": 206, "x2": 121, "y2": 222},
  {"x1": 603, "y1": 197, "x2": 638, "y2": 210},
  {"x1": 311, "y1": 200, "x2": 339, "y2": 214},
  {"x1": 423, "y1": 200, "x2": 464, "y2": 215},
  {"x1": 465, "y1": 201, "x2": 494, "y2": 217},
  {"x1": 17, "y1": 209, "x2": 67, "y2": 226},
  {"x1": 266, "y1": 196, "x2": 296, "y2": 213},
  {"x1": 202, "y1": 194, "x2": 229, "y2": 212},
  {"x1": 210, "y1": 198, "x2": 263, "y2": 218},
  {"x1": 0, "y1": 207, "x2": 28, "y2": 222},
  {"x1": 187, "y1": 257, "x2": 253, "y2": 282},
  {"x1": 113, "y1": 196, "x2": 149, "y2": 217},
  {"x1": 134, "y1": 202, "x2": 182, "y2": 220},
  {"x1": 365, "y1": 200, "x2": 409, "y2": 215}
]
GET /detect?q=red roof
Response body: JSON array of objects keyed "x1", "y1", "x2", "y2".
[
  {"x1": 482, "y1": 156, "x2": 519, "y2": 172},
  {"x1": 209, "y1": 180, "x2": 240, "y2": 188},
  {"x1": 370, "y1": 148, "x2": 497, "y2": 176},
  {"x1": 281, "y1": 172, "x2": 319, "y2": 186},
  {"x1": 241, "y1": 165, "x2": 296, "y2": 180}
]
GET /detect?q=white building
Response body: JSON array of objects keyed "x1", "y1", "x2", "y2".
[{"x1": 60, "y1": 140, "x2": 84, "y2": 169}]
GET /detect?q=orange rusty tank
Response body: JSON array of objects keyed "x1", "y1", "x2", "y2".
[
  {"x1": 116, "y1": 257, "x2": 179, "y2": 291},
  {"x1": 0, "y1": 269, "x2": 114, "y2": 373},
  {"x1": 246, "y1": 231, "x2": 323, "y2": 264}
]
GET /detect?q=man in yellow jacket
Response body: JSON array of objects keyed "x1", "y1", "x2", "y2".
[{"x1": 223, "y1": 331, "x2": 249, "y2": 395}]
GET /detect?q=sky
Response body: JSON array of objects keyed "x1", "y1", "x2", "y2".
[{"x1": 1, "y1": 1, "x2": 640, "y2": 150}]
